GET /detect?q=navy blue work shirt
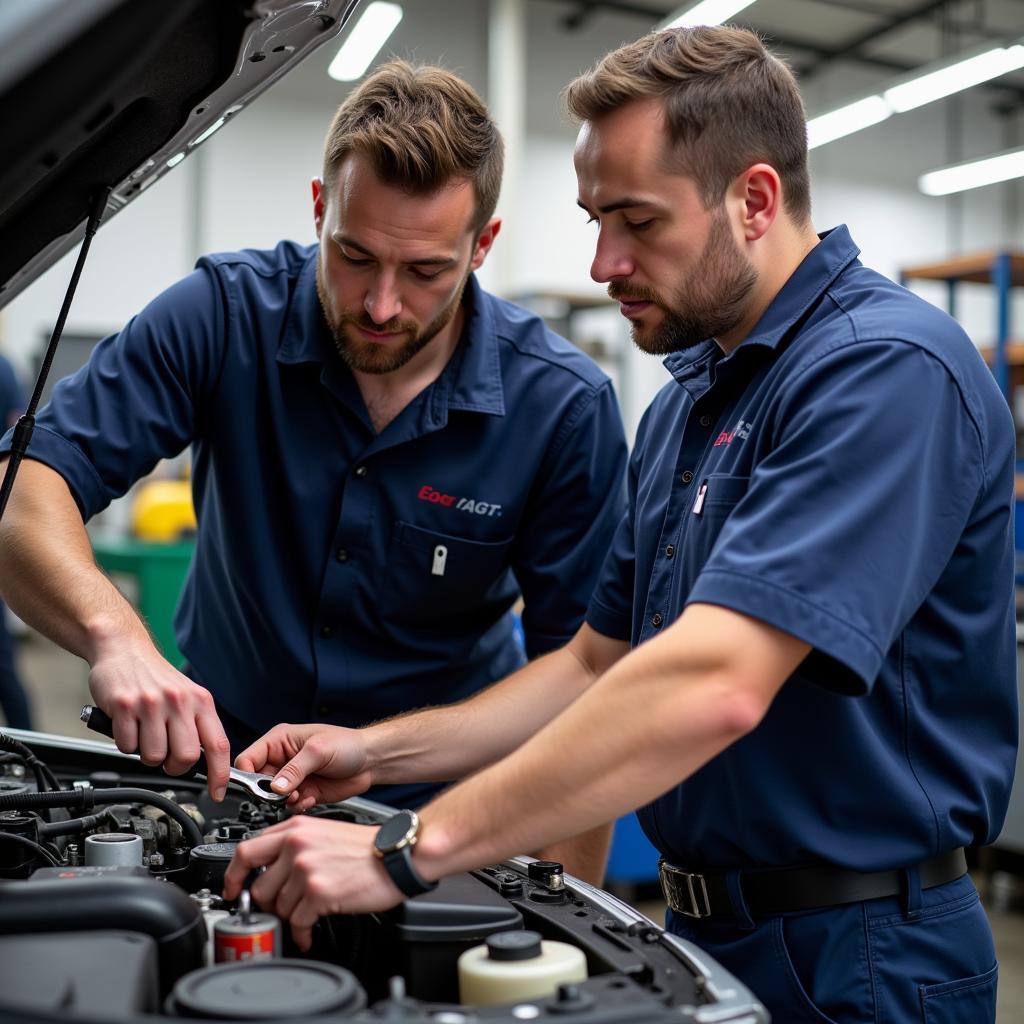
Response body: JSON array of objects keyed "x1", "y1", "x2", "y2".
[
  {"x1": 588, "y1": 225, "x2": 1017, "y2": 871},
  {"x1": 3, "y1": 242, "x2": 627, "y2": 803}
]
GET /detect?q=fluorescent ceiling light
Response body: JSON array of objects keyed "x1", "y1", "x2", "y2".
[
  {"x1": 884, "y1": 44, "x2": 1024, "y2": 112},
  {"x1": 806, "y1": 36, "x2": 1024, "y2": 149},
  {"x1": 919, "y1": 145, "x2": 1024, "y2": 196},
  {"x1": 661, "y1": 0, "x2": 757, "y2": 29},
  {"x1": 807, "y1": 96, "x2": 890, "y2": 149},
  {"x1": 328, "y1": 2, "x2": 402, "y2": 82}
]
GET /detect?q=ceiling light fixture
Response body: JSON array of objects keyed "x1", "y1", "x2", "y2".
[
  {"x1": 919, "y1": 145, "x2": 1024, "y2": 196},
  {"x1": 327, "y1": 1, "x2": 402, "y2": 82},
  {"x1": 807, "y1": 39, "x2": 1024, "y2": 149},
  {"x1": 806, "y1": 96, "x2": 891, "y2": 149},
  {"x1": 884, "y1": 44, "x2": 1024, "y2": 112},
  {"x1": 660, "y1": 0, "x2": 758, "y2": 30}
]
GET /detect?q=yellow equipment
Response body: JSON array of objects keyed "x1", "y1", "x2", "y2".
[{"x1": 131, "y1": 479, "x2": 196, "y2": 542}]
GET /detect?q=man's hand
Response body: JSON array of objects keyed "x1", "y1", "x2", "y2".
[
  {"x1": 223, "y1": 817, "x2": 404, "y2": 949},
  {"x1": 89, "y1": 639, "x2": 230, "y2": 801},
  {"x1": 234, "y1": 724, "x2": 373, "y2": 810}
]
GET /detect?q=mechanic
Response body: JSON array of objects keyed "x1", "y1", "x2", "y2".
[
  {"x1": 0, "y1": 62, "x2": 627, "y2": 880},
  {"x1": 224, "y1": 27, "x2": 1016, "y2": 1024},
  {"x1": 0, "y1": 353, "x2": 33, "y2": 730}
]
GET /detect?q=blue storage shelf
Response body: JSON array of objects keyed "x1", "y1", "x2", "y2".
[{"x1": 606, "y1": 813, "x2": 661, "y2": 885}]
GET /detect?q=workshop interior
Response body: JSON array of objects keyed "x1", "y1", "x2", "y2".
[{"x1": 1, "y1": 0, "x2": 1024, "y2": 1022}]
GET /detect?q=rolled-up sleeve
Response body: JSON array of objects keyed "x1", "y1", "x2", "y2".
[{"x1": 0, "y1": 268, "x2": 227, "y2": 520}]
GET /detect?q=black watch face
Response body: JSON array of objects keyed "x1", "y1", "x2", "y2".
[{"x1": 376, "y1": 811, "x2": 415, "y2": 852}]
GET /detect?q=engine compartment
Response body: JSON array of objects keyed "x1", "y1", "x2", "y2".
[{"x1": 0, "y1": 729, "x2": 766, "y2": 1024}]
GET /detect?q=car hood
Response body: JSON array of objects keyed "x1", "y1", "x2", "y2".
[{"x1": 0, "y1": 0, "x2": 359, "y2": 309}]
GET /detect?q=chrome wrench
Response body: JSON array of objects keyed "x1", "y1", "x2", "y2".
[{"x1": 80, "y1": 704, "x2": 287, "y2": 804}]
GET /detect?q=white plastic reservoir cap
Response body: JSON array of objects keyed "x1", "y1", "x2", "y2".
[{"x1": 457, "y1": 930, "x2": 587, "y2": 1007}]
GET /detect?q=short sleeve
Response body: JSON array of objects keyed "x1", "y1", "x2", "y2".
[
  {"x1": 0, "y1": 268, "x2": 227, "y2": 520},
  {"x1": 688, "y1": 340, "x2": 986, "y2": 692}
]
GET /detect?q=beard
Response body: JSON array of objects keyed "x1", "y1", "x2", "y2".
[
  {"x1": 317, "y1": 260, "x2": 468, "y2": 375},
  {"x1": 609, "y1": 208, "x2": 757, "y2": 356}
]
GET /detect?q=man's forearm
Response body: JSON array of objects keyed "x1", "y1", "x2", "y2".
[
  {"x1": 0, "y1": 458, "x2": 154, "y2": 662},
  {"x1": 363, "y1": 625, "x2": 629, "y2": 787},
  {"x1": 412, "y1": 605, "x2": 811, "y2": 881}
]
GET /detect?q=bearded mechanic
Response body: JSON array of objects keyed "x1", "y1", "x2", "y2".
[
  {"x1": 226, "y1": 26, "x2": 1017, "y2": 1024},
  {"x1": 0, "y1": 62, "x2": 628, "y2": 879}
]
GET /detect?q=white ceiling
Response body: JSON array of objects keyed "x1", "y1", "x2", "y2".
[{"x1": 261, "y1": 0, "x2": 1024, "y2": 133}]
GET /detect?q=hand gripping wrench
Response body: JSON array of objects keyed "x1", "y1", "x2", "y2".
[{"x1": 80, "y1": 704, "x2": 287, "y2": 804}]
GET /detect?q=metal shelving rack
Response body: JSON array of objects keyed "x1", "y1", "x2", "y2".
[
  {"x1": 901, "y1": 251, "x2": 1024, "y2": 562},
  {"x1": 899, "y1": 251, "x2": 1024, "y2": 403}
]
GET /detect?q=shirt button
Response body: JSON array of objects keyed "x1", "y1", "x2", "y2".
[
  {"x1": 699, "y1": 415, "x2": 712, "y2": 427},
  {"x1": 318, "y1": 705, "x2": 329, "y2": 716},
  {"x1": 320, "y1": 625, "x2": 334, "y2": 638},
  {"x1": 681, "y1": 470, "x2": 694, "y2": 484},
  {"x1": 336, "y1": 547, "x2": 349, "y2": 562},
  {"x1": 665, "y1": 544, "x2": 675, "y2": 558},
  {"x1": 354, "y1": 465, "x2": 368, "y2": 478},
  {"x1": 652, "y1": 612, "x2": 664, "y2": 628}
]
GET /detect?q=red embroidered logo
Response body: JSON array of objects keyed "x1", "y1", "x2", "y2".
[
  {"x1": 418, "y1": 485, "x2": 503, "y2": 517},
  {"x1": 713, "y1": 419, "x2": 752, "y2": 447}
]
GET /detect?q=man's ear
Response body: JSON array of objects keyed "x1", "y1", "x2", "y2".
[
  {"x1": 469, "y1": 217, "x2": 502, "y2": 271},
  {"x1": 312, "y1": 177, "x2": 326, "y2": 239},
  {"x1": 733, "y1": 164, "x2": 781, "y2": 242}
]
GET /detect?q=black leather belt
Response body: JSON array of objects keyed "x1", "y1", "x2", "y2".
[{"x1": 659, "y1": 848, "x2": 967, "y2": 920}]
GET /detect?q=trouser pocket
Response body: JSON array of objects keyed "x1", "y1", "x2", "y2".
[{"x1": 919, "y1": 962, "x2": 997, "y2": 1024}]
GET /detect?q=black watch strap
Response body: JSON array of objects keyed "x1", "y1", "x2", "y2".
[{"x1": 383, "y1": 846, "x2": 438, "y2": 898}]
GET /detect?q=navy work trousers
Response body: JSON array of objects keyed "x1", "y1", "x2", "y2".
[{"x1": 668, "y1": 873, "x2": 997, "y2": 1022}]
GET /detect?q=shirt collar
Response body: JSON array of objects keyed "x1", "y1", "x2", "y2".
[
  {"x1": 277, "y1": 246, "x2": 335, "y2": 366},
  {"x1": 277, "y1": 250, "x2": 505, "y2": 417},
  {"x1": 663, "y1": 224, "x2": 860, "y2": 379},
  {"x1": 443, "y1": 273, "x2": 505, "y2": 417}
]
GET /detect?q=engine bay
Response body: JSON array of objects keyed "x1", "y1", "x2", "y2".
[{"x1": 0, "y1": 728, "x2": 765, "y2": 1024}]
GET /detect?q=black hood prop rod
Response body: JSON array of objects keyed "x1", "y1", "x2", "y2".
[{"x1": 0, "y1": 187, "x2": 110, "y2": 521}]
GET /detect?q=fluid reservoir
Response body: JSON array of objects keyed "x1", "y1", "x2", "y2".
[{"x1": 457, "y1": 930, "x2": 587, "y2": 1006}]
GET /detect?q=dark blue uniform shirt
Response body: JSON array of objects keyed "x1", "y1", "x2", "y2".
[
  {"x1": 3, "y1": 242, "x2": 627, "y2": 802},
  {"x1": 588, "y1": 225, "x2": 1017, "y2": 871}
]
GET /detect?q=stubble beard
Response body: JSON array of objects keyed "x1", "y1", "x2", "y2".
[
  {"x1": 316, "y1": 259, "x2": 469, "y2": 375},
  {"x1": 610, "y1": 209, "x2": 758, "y2": 356}
]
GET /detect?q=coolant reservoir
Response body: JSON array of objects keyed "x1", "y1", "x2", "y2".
[{"x1": 457, "y1": 930, "x2": 587, "y2": 1006}]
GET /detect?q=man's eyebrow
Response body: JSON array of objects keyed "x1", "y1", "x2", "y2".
[
  {"x1": 333, "y1": 233, "x2": 457, "y2": 267},
  {"x1": 576, "y1": 196, "x2": 655, "y2": 215}
]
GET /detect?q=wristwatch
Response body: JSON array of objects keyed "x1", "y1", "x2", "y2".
[{"x1": 373, "y1": 810, "x2": 438, "y2": 897}]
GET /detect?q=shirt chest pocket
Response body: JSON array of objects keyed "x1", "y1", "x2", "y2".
[
  {"x1": 384, "y1": 521, "x2": 516, "y2": 626},
  {"x1": 677, "y1": 474, "x2": 750, "y2": 574}
]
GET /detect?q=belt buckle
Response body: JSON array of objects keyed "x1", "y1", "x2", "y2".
[{"x1": 659, "y1": 861, "x2": 711, "y2": 919}]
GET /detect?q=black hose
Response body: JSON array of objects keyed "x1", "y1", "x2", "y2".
[
  {"x1": 0, "y1": 787, "x2": 202, "y2": 847},
  {"x1": 0, "y1": 830, "x2": 61, "y2": 867},
  {"x1": 38, "y1": 809, "x2": 118, "y2": 840},
  {"x1": 0, "y1": 732, "x2": 58, "y2": 792}
]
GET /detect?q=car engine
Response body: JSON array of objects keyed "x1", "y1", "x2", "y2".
[{"x1": 0, "y1": 728, "x2": 765, "y2": 1024}]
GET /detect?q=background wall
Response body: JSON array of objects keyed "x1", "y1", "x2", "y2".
[{"x1": 2, "y1": 0, "x2": 1023, "y2": 442}]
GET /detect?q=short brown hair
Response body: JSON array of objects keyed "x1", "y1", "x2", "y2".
[
  {"x1": 323, "y1": 60, "x2": 504, "y2": 235},
  {"x1": 565, "y1": 27, "x2": 811, "y2": 224}
]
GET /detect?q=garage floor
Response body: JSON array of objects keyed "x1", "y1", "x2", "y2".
[{"x1": 8, "y1": 632, "x2": 1024, "y2": 1021}]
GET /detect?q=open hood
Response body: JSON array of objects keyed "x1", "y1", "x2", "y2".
[{"x1": 0, "y1": 0, "x2": 359, "y2": 309}]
